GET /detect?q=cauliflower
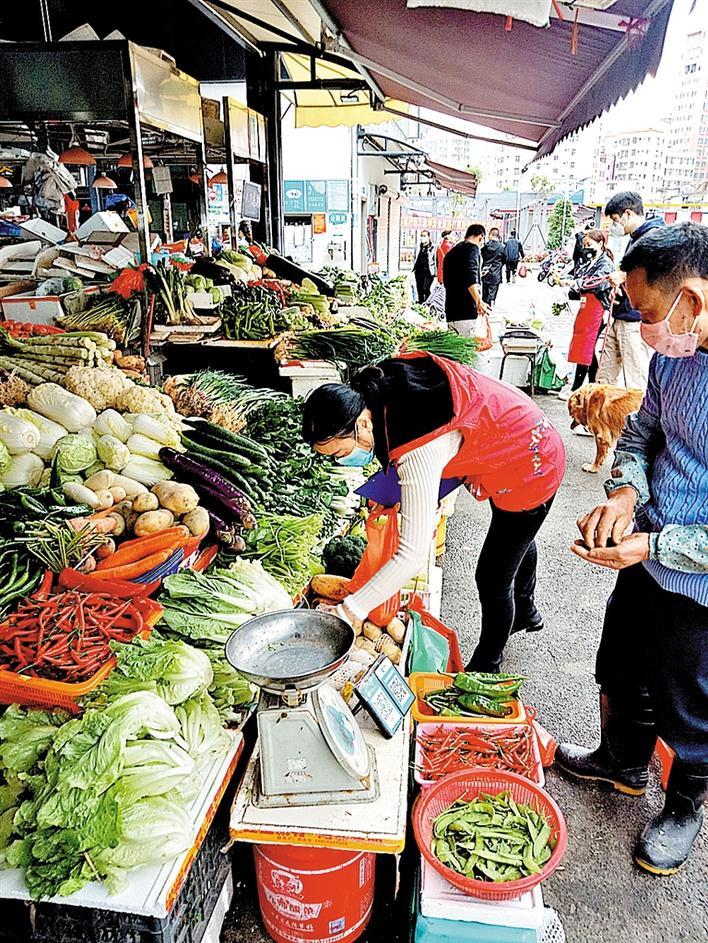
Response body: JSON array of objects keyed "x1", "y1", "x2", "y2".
[
  {"x1": 115, "y1": 385, "x2": 176, "y2": 419},
  {"x1": 64, "y1": 366, "x2": 133, "y2": 412}
]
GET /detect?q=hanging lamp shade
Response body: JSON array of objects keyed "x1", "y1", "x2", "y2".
[
  {"x1": 189, "y1": 173, "x2": 202, "y2": 185},
  {"x1": 117, "y1": 152, "x2": 154, "y2": 169},
  {"x1": 92, "y1": 174, "x2": 117, "y2": 189},
  {"x1": 59, "y1": 144, "x2": 96, "y2": 166},
  {"x1": 210, "y1": 168, "x2": 228, "y2": 185},
  {"x1": 0, "y1": 177, "x2": 12, "y2": 189}
]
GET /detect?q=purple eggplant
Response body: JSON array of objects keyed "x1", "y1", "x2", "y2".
[{"x1": 159, "y1": 448, "x2": 254, "y2": 526}]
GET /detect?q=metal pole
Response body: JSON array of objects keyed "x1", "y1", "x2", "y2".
[
  {"x1": 223, "y1": 98, "x2": 241, "y2": 245},
  {"x1": 265, "y1": 50, "x2": 284, "y2": 250}
]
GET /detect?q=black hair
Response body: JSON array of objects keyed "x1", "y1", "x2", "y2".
[
  {"x1": 604, "y1": 191, "x2": 644, "y2": 218},
  {"x1": 489, "y1": 227, "x2": 500, "y2": 238},
  {"x1": 510, "y1": 230, "x2": 517, "y2": 237},
  {"x1": 621, "y1": 222, "x2": 708, "y2": 291},
  {"x1": 441, "y1": 229, "x2": 452, "y2": 238},
  {"x1": 302, "y1": 366, "x2": 387, "y2": 446},
  {"x1": 465, "y1": 223, "x2": 486, "y2": 239}
]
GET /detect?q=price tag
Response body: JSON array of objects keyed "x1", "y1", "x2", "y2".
[{"x1": 355, "y1": 655, "x2": 414, "y2": 738}]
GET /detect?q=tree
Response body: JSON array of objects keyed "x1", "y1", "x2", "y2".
[
  {"x1": 530, "y1": 174, "x2": 554, "y2": 199},
  {"x1": 547, "y1": 198, "x2": 575, "y2": 249},
  {"x1": 466, "y1": 164, "x2": 483, "y2": 187}
]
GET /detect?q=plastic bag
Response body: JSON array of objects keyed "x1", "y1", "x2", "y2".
[
  {"x1": 348, "y1": 504, "x2": 400, "y2": 627},
  {"x1": 408, "y1": 609, "x2": 450, "y2": 674},
  {"x1": 407, "y1": 595, "x2": 464, "y2": 673},
  {"x1": 474, "y1": 313, "x2": 493, "y2": 352}
]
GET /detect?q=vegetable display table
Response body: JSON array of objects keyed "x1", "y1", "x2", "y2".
[
  {"x1": 0, "y1": 730, "x2": 244, "y2": 917},
  {"x1": 230, "y1": 715, "x2": 410, "y2": 854}
]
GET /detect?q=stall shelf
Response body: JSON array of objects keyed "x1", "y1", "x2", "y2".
[
  {"x1": 230, "y1": 714, "x2": 410, "y2": 854},
  {"x1": 0, "y1": 731, "x2": 244, "y2": 918}
]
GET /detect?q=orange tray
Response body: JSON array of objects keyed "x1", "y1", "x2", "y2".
[
  {"x1": 0, "y1": 586, "x2": 163, "y2": 713},
  {"x1": 409, "y1": 672, "x2": 527, "y2": 724}
]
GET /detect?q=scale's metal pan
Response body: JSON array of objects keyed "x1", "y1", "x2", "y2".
[{"x1": 225, "y1": 609, "x2": 355, "y2": 694}]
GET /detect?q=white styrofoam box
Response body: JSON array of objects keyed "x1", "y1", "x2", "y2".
[
  {"x1": 76, "y1": 211, "x2": 129, "y2": 242},
  {"x1": 1, "y1": 287, "x2": 98, "y2": 326},
  {"x1": 19, "y1": 218, "x2": 67, "y2": 245},
  {"x1": 279, "y1": 360, "x2": 342, "y2": 398},
  {"x1": 420, "y1": 859, "x2": 545, "y2": 929}
]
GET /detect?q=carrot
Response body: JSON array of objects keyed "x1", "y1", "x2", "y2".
[
  {"x1": 90, "y1": 549, "x2": 175, "y2": 581},
  {"x1": 95, "y1": 527, "x2": 188, "y2": 571},
  {"x1": 67, "y1": 516, "x2": 118, "y2": 535},
  {"x1": 59, "y1": 568, "x2": 154, "y2": 597}
]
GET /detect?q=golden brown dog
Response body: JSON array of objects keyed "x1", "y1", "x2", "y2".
[{"x1": 567, "y1": 383, "x2": 644, "y2": 473}]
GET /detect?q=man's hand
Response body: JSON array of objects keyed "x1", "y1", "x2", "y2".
[
  {"x1": 571, "y1": 532, "x2": 650, "y2": 570},
  {"x1": 608, "y1": 270, "x2": 626, "y2": 289},
  {"x1": 576, "y1": 487, "x2": 637, "y2": 550},
  {"x1": 480, "y1": 302, "x2": 492, "y2": 316}
]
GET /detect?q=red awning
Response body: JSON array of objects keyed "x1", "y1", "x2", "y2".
[
  {"x1": 425, "y1": 158, "x2": 479, "y2": 196},
  {"x1": 319, "y1": 0, "x2": 674, "y2": 156}
]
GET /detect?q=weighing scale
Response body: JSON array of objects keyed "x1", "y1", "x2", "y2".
[{"x1": 226, "y1": 609, "x2": 380, "y2": 808}]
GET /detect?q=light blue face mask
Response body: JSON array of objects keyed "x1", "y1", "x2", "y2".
[{"x1": 335, "y1": 429, "x2": 375, "y2": 467}]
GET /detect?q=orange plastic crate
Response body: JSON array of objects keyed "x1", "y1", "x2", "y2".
[
  {"x1": 0, "y1": 594, "x2": 162, "y2": 713},
  {"x1": 409, "y1": 672, "x2": 527, "y2": 724}
]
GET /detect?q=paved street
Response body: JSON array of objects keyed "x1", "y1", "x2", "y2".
[{"x1": 223, "y1": 276, "x2": 708, "y2": 942}]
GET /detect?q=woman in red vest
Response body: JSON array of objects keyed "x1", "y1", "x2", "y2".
[
  {"x1": 564, "y1": 230, "x2": 615, "y2": 395},
  {"x1": 303, "y1": 352, "x2": 566, "y2": 671}
]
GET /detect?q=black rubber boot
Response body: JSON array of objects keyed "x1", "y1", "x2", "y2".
[
  {"x1": 635, "y1": 761, "x2": 708, "y2": 875},
  {"x1": 555, "y1": 689, "x2": 656, "y2": 796}
]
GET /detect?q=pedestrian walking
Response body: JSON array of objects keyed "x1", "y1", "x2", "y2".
[
  {"x1": 597, "y1": 191, "x2": 663, "y2": 389},
  {"x1": 481, "y1": 227, "x2": 505, "y2": 308},
  {"x1": 503, "y1": 230, "x2": 524, "y2": 283},
  {"x1": 436, "y1": 230, "x2": 456, "y2": 283},
  {"x1": 303, "y1": 351, "x2": 566, "y2": 673},
  {"x1": 560, "y1": 222, "x2": 708, "y2": 876},
  {"x1": 413, "y1": 230, "x2": 437, "y2": 303},
  {"x1": 442, "y1": 224, "x2": 489, "y2": 337},
  {"x1": 562, "y1": 230, "x2": 615, "y2": 398}
]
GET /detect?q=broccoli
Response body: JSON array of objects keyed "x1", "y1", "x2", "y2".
[{"x1": 322, "y1": 535, "x2": 367, "y2": 578}]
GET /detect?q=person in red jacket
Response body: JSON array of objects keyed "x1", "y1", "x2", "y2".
[
  {"x1": 303, "y1": 353, "x2": 566, "y2": 671},
  {"x1": 436, "y1": 230, "x2": 456, "y2": 283}
]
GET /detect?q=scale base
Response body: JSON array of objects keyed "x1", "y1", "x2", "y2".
[
  {"x1": 256, "y1": 705, "x2": 379, "y2": 808},
  {"x1": 254, "y1": 746, "x2": 379, "y2": 808}
]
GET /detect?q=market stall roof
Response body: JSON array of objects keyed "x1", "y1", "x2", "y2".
[
  {"x1": 424, "y1": 159, "x2": 479, "y2": 197},
  {"x1": 319, "y1": 0, "x2": 674, "y2": 157},
  {"x1": 205, "y1": 0, "x2": 673, "y2": 157},
  {"x1": 282, "y1": 53, "x2": 409, "y2": 128}
]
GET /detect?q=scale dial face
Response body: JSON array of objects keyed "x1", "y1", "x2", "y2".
[{"x1": 312, "y1": 684, "x2": 371, "y2": 780}]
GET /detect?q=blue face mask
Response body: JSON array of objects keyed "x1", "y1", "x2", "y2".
[{"x1": 335, "y1": 430, "x2": 375, "y2": 467}]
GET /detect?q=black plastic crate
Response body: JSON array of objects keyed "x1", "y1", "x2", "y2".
[{"x1": 7, "y1": 807, "x2": 232, "y2": 943}]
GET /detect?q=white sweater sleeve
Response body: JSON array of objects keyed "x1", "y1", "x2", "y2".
[{"x1": 345, "y1": 431, "x2": 462, "y2": 620}]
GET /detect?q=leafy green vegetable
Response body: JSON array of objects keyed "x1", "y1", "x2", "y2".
[
  {"x1": 243, "y1": 511, "x2": 323, "y2": 595},
  {"x1": 175, "y1": 696, "x2": 229, "y2": 761},
  {"x1": 0, "y1": 705, "x2": 65, "y2": 774},
  {"x1": 52, "y1": 433, "x2": 97, "y2": 474},
  {"x1": 108, "y1": 635, "x2": 213, "y2": 705}
]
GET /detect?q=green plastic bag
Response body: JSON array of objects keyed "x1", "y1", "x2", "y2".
[
  {"x1": 533, "y1": 347, "x2": 565, "y2": 393},
  {"x1": 408, "y1": 610, "x2": 449, "y2": 674}
]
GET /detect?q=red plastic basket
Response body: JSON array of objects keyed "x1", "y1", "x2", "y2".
[{"x1": 412, "y1": 769, "x2": 568, "y2": 901}]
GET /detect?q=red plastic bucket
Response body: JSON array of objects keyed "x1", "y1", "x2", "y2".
[{"x1": 254, "y1": 844, "x2": 375, "y2": 943}]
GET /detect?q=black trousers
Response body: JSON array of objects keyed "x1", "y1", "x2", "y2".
[
  {"x1": 505, "y1": 261, "x2": 519, "y2": 282},
  {"x1": 482, "y1": 279, "x2": 501, "y2": 307},
  {"x1": 595, "y1": 563, "x2": 708, "y2": 764},
  {"x1": 415, "y1": 272, "x2": 434, "y2": 303},
  {"x1": 571, "y1": 320, "x2": 605, "y2": 390},
  {"x1": 467, "y1": 497, "x2": 554, "y2": 672}
]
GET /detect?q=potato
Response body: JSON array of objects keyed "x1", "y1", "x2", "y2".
[
  {"x1": 376, "y1": 636, "x2": 401, "y2": 665},
  {"x1": 151, "y1": 482, "x2": 200, "y2": 515},
  {"x1": 108, "y1": 486, "x2": 127, "y2": 504},
  {"x1": 182, "y1": 506, "x2": 210, "y2": 537},
  {"x1": 385, "y1": 616, "x2": 406, "y2": 645},
  {"x1": 107, "y1": 513, "x2": 125, "y2": 537},
  {"x1": 133, "y1": 509, "x2": 174, "y2": 537},
  {"x1": 355, "y1": 637, "x2": 377, "y2": 656},
  {"x1": 363, "y1": 620, "x2": 382, "y2": 642},
  {"x1": 132, "y1": 492, "x2": 159, "y2": 513},
  {"x1": 310, "y1": 574, "x2": 350, "y2": 602}
]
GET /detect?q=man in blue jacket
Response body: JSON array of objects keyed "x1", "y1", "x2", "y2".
[
  {"x1": 560, "y1": 223, "x2": 708, "y2": 876},
  {"x1": 597, "y1": 191, "x2": 663, "y2": 389}
]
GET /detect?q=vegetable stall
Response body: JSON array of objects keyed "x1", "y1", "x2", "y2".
[{"x1": 0, "y1": 246, "x2": 566, "y2": 943}]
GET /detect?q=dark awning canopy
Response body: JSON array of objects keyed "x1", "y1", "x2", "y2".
[
  {"x1": 318, "y1": 0, "x2": 674, "y2": 156},
  {"x1": 425, "y1": 159, "x2": 479, "y2": 196}
]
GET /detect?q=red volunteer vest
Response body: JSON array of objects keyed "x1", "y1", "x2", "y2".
[
  {"x1": 568, "y1": 293, "x2": 605, "y2": 366},
  {"x1": 388, "y1": 352, "x2": 566, "y2": 511}
]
